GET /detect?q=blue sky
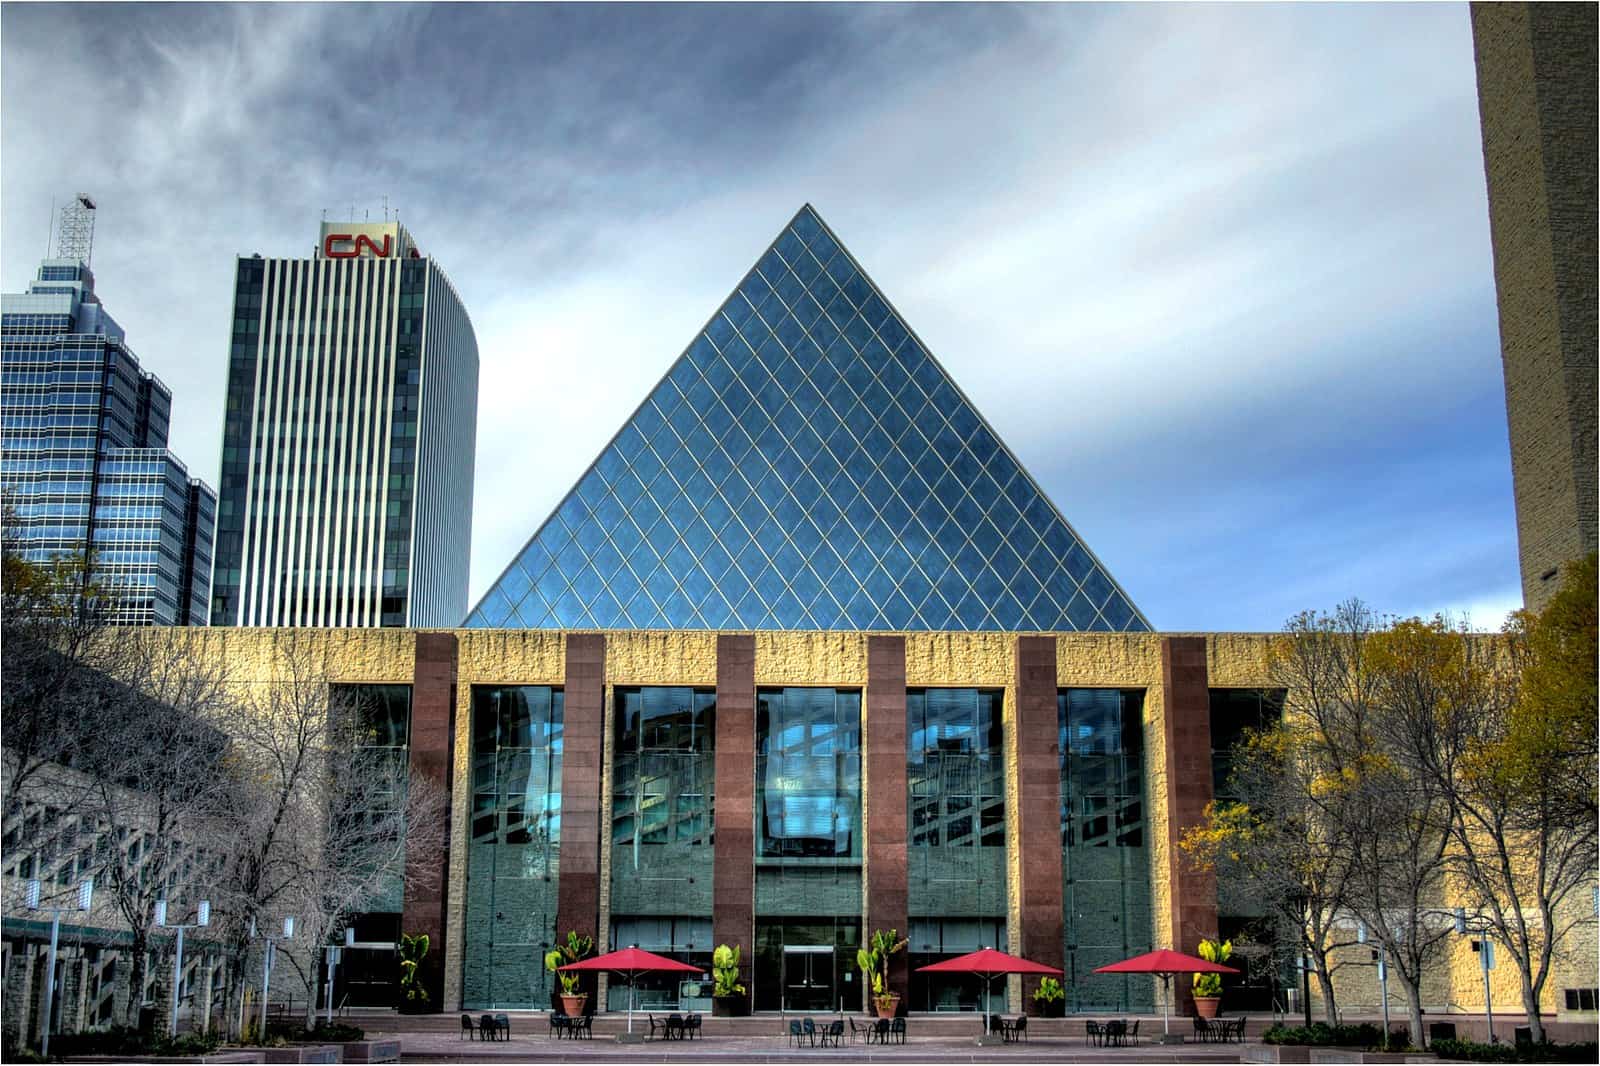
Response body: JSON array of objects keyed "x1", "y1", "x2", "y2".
[{"x1": 0, "y1": 2, "x2": 1520, "y2": 630}]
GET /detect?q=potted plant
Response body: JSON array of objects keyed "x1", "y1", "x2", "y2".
[
  {"x1": 1032, "y1": 976, "x2": 1066, "y2": 1017},
  {"x1": 398, "y1": 932, "x2": 431, "y2": 1013},
  {"x1": 544, "y1": 930, "x2": 595, "y2": 1017},
  {"x1": 856, "y1": 928, "x2": 908, "y2": 1018},
  {"x1": 711, "y1": 943, "x2": 748, "y2": 1016},
  {"x1": 1192, "y1": 938, "x2": 1232, "y2": 1019}
]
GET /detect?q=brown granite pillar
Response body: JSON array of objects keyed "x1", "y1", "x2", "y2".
[
  {"x1": 864, "y1": 636, "x2": 908, "y2": 1013},
  {"x1": 556, "y1": 634, "x2": 606, "y2": 959},
  {"x1": 713, "y1": 635, "x2": 756, "y2": 1008},
  {"x1": 404, "y1": 632, "x2": 457, "y2": 1010},
  {"x1": 1014, "y1": 635, "x2": 1064, "y2": 1010},
  {"x1": 1161, "y1": 635, "x2": 1217, "y2": 1016}
]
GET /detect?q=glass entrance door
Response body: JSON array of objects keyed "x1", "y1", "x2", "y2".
[{"x1": 782, "y1": 946, "x2": 834, "y2": 1012}]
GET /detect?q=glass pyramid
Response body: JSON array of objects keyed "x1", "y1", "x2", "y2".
[{"x1": 466, "y1": 206, "x2": 1149, "y2": 632}]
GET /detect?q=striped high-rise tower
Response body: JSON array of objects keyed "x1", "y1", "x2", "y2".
[{"x1": 210, "y1": 220, "x2": 478, "y2": 627}]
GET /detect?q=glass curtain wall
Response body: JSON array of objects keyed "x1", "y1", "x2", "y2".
[
  {"x1": 462, "y1": 686, "x2": 564, "y2": 1009},
  {"x1": 609, "y1": 687, "x2": 715, "y2": 1010},
  {"x1": 327, "y1": 684, "x2": 411, "y2": 1007},
  {"x1": 906, "y1": 688, "x2": 1008, "y2": 1011},
  {"x1": 1209, "y1": 688, "x2": 1289, "y2": 1011},
  {"x1": 1059, "y1": 689, "x2": 1153, "y2": 1013},
  {"x1": 753, "y1": 687, "x2": 861, "y2": 1013}
]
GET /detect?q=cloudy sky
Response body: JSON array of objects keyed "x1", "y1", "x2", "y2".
[{"x1": 1, "y1": 2, "x2": 1520, "y2": 631}]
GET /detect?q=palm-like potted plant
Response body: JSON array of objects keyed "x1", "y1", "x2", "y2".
[
  {"x1": 1191, "y1": 938, "x2": 1232, "y2": 1019},
  {"x1": 711, "y1": 943, "x2": 748, "y2": 1016},
  {"x1": 1032, "y1": 976, "x2": 1066, "y2": 1017},
  {"x1": 856, "y1": 928, "x2": 908, "y2": 1018},
  {"x1": 544, "y1": 930, "x2": 595, "y2": 1017},
  {"x1": 398, "y1": 932, "x2": 431, "y2": 1013}
]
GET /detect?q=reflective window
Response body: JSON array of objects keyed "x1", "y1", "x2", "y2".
[{"x1": 756, "y1": 688, "x2": 860, "y2": 859}]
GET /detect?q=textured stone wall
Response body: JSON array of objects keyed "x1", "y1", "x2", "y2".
[{"x1": 1472, "y1": 1, "x2": 1598, "y2": 611}]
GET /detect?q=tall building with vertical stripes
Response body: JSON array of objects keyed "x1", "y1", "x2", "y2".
[{"x1": 210, "y1": 220, "x2": 478, "y2": 628}]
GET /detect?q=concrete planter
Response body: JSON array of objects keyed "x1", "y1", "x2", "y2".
[
  {"x1": 261, "y1": 1046, "x2": 340, "y2": 1064},
  {"x1": 341, "y1": 1040, "x2": 401, "y2": 1063},
  {"x1": 1246, "y1": 1046, "x2": 1435, "y2": 1065}
]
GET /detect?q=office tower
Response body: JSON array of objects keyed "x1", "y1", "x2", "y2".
[
  {"x1": 1471, "y1": 2, "x2": 1598, "y2": 610},
  {"x1": 469, "y1": 205, "x2": 1147, "y2": 631},
  {"x1": 1, "y1": 195, "x2": 215, "y2": 625},
  {"x1": 210, "y1": 220, "x2": 478, "y2": 627}
]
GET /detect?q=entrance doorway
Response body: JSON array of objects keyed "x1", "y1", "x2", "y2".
[{"x1": 782, "y1": 946, "x2": 834, "y2": 1013}]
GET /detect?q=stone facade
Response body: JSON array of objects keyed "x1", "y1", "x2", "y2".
[
  {"x1": 7, "y1": 627, "x2": 1592, "y2": 1032},
  {"x1": 1471, "y1": 1, "x2": 1598, "y2": 612}
]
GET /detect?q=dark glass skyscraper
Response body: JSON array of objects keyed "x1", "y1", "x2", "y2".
[
  {"x1": 1, "y1": 202, "x2": 215, "y2": 626},
  {"x1": 210, "y1": 221, "x2": 479, "y2": 627},
  {"x1": 469, "y1": 206, "x2": 1147, "y2": 631}
]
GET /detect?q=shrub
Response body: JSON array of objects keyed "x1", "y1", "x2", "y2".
[
  {"x1": 50, "y1": 1025, "x2": 222, "y2": 1058},
  {"x1": 1432, "y1": 1038, "x2": 1600, "y2": 1063},
  {"x1": 265, "y1": 1020, "x2": 366, "y2": 1043},
  {"x1": 1261, "y1": 1022, "x2": 1389, "y2": 1048}
]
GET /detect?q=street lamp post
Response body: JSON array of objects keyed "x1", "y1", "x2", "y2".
[
  {"x1": 1455, "y1": 909, "x2": 1496, "y2": 1043},
  {"x1": 1357, "y1": 923, "x2": 1390, "y2": 1048},
  {"x1": 324, "y1": 928, "x2": 355, "y2": 1025},
  {"x1": 25, "y1": 878, "x2": 94, "y2": 1061},
  {"x1": 248, "y1": 916, "x2": 295, "y2": 1041},
  {"x1": 156, "y1": 898, "x2": 211, "y2": 1038}
]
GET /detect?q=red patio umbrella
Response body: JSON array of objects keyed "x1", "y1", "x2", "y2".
[
  {"x1": 1093, "y1": 948, "x2": 1239, "y2": 1036},
  {"x1": 916, "y1": 947, "x2": 1063, "y2": 1036},
  {"x1": 560, "y1": 946, "x2": 704, "y2": 1036}
]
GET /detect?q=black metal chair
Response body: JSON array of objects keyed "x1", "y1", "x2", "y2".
[
  {"x1": 478, "y1": 1014, "x2": 498, "y2": 1041},
  {"x1": 547, "y1": 1012, "x2": 569, "y2": 1039},
  {"x1": 1125, "y1": 1019, "x2": 1140, "y2": 1045},
  {"x1": 788, "y1": 1020, "x2": 806, "y2": 1047},
  {"x1": 684, "y1": 1013, "x2": 702, "y2": 1040},
  {"x1": 848, "y1": 1016, "x2": 871, "y2": 1043},
  {"x1": 667, "y1": 1013, "x2": 686, "y2": 1040},
  {"x1": 870, "y1": 1018, "x2": 890, "y2": 1045},
  {"x1": 495, "y1": 1013, "x2": 511, "y2": 1040},
  {"x1": 649, "y1": 1014, "x2": 669, "y2": 1040},
  {"x1": 1009, "y1": 1016, "x2": 1028, "y2": 1043},
  {"x1": 802, "y1": 1018, "x2": 818, "y2": 1046},
  {"x1": 573, "y1": 1015, "x2": 593, "y2": 1040},
  {"x1": 891, "y1": 1017, "x2": 906, "y2": 1044},
  {"x1": 819, "y1": 1020, "x2": 843, "y2": 1047},
  {"x1": 1086, "y1": 1020, "x2": 1104, "y2": 1046},
  {"x1": 462, "y1": 1013, "x2": 477, "y2": 1040},
  {"x1": 1106, "y1": 1019, "x2": 1127, "y2": 1047}
]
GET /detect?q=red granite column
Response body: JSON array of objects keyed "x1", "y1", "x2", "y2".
[
  {"x1": 1161, "y1": 636, "x2": 1216, "y2": 1016},
  {"x1": 1014, "y1": 635, "x2": 1064, "y2": 1010},
  {"x1": 556, "y1": 635, "x2": 607, "y2": 968},
  {"x1": 713, "y1": 635, "x2": 756, "y2": 1010},
  {"x1": 404, "y1": 632, "x2": 457, "y2": 1010},
  {"x1": 865, "y1": 636, "x2": 908, "y2": 1013}
]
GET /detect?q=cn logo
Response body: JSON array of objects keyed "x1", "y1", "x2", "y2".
[{"x1": 323, "y1": 233, "x2": 392, "y2": 258}]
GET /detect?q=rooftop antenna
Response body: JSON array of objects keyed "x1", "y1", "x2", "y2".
[
  {"x1": 383, "y1": 195, "x2": 389, "y2": 222},
  {"x1": 56, "y1": 193, "x2": 97, "y2": 265},
  {"x1": 45, "y1": 196, "x2": 56, "y2": 259}
]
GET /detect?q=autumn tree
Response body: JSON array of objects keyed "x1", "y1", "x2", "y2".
[{"x1": 1181, "y1": 723, "x2": 1359, "y2": 1024}]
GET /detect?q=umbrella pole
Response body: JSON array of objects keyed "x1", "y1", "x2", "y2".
[
  {"x1": 1162, "y1": 973, "x2": 1170, "y2": 1036},
  {"x1": 628, "y1": 972, "x2": 634, "y2": 1035}
]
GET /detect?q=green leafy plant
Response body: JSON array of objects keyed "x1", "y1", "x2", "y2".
[
  {"x1": 712, "y1": 943, "x2": 745, "y2": 997},
  {"x1": 399, "y1": 931, "x2": 431, "y2": 1005},
  {"x1": 856, "y1": 928, "x2": 908, "y2": 1006},
  {"x1": 544, "y1": 930, "x2": 595, "y2": 995},
  {"x1": 1033, "y1": 976, "x2": 1065, "y2": 1005},
  {"x1": 1192, "y1": 937, "x2": 1232, "y2": 997}
]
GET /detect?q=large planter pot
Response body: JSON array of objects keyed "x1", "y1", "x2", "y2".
[
  {"x1": 874, "y1": 994, "x2": 900, "y2": 1019},
  {"x1": 560, "y1": 993, "x2": 588, "y2": 1017},
  {"x1": 712, "y1": 995, "x2": 748, "y2": 1017},
  {"x1": 1031, "y1": 999, "x2": 1065, "y2": 1017},
  {"x1": 1193, "y1": 995, "x2": 1222, "y2": 1019}
]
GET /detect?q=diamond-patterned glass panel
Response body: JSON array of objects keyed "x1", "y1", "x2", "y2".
[{"x1": 466, "y1": 206, "x2": 1149, "y2": 632}]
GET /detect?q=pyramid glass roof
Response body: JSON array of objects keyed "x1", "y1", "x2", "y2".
[{"x1": 467, "y1": 206, "x2": 1148, "y2": 632}]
